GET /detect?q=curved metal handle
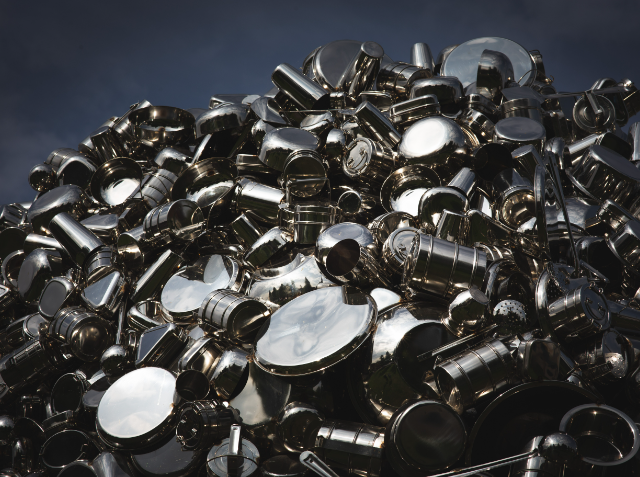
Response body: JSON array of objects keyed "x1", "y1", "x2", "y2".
[{"x1": 299, "y1": 451, "x2": 340, "y2": 477}]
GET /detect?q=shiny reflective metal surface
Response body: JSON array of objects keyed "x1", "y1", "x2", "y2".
[
  {"x1": 567, "y1": 144, "x2": 640, "y2": 206},
  {"x1": 402, "y1": 233, "x2": 487, "y2": 301},
  {"x1": 380, "y1": 164, "x2": 441, "y2": 216},
  {"x1": 254, "y1": 287, "x2": 376, "y2": 376},
  {"x1": 161, "y1": 254, "x2": 244, "y2": 321},
  {"x1": 398, "y1": 117, "x2": 467, "y2": 182},
  {"x1": 559, "y1": 404, "x2": 640, "y2": 467},
  {"x1": 128, "y1": 106, "x2": 196, "y2": 148},
  {"x1": 442, "y1": 37, "x2": 535, "y2": 88},
  {"x1": 96, "y1": 367, "x2": 179, "y2": 449},
  {"x1": 91, "y1": 158, "x2": 142, "y2": 207},
  {"x1": 385, "y1": 400, "x2": 467, "y2": 475},
  {"x1": 6, "y1": 36, "x2": 640, "y2": 477}
]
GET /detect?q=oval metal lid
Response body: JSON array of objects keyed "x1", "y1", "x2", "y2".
[
  {"x1": 254, "y1": 286, "x2": 376, "y2": 375},
  {"x1": 96, "y1": 367, "x2": 178, "y2": 449},
  {"x1": 442, "y1": 37, "x2": 535, "y2": 88},
  {"x1": 161, "y1": 255, "x2": 240, "y2": 320},
  {"x1": 494, "y1": 117, "x2": 546, "y2": 142}
]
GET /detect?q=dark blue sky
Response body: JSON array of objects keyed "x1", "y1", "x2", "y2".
[{"x1": 1, "y1": 0, "x2": 638, "y2": 205}]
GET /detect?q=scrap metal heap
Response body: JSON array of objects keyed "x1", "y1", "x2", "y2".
[{"x1": 2, "y1": 37, "x2": 640, "y2": 477}]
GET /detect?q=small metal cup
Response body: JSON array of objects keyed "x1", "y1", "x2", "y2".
[
  {"x1": 48, "y1": 307, "x2": 113, "y2": 362},
  {"x1": 315, "y1": 420, "x2": 384, "y2": 477},
  {"x1": 441, "y1": 286, "x2": 490, "y2": 337},
  {"x1": 259, "y1": 127, "x2": 320, "y2": 172},
  {"x1": 409, "y1": 77, "x2": 463, "y2": 115},
  {"x1": 233, "y1": 178, "x2": 286, "y2": 224},
  {"x1": 135, "y1": 322, "x2": 188, "y2": 368},
  {"x1": 231, "y1": 214, "x2": 267, "y2": 249},
  {"x1": 324, "y1": 238, "x2": 391, "y2": 288},
  {"x1": 38, "y1": 276, "x2": 77, "y2": 320},
  {"x1": 140, "y1": 169, "x2": 179, "y2": 209},
  {"x1": 128, "y1": 106, "x2": 196, "y2": 148},
  {"x1": 272, "y1": 63, "x2": 330, "y2": 111},
  {"x1": 90, "y1": 158, "x2": 143, "y2": 207},
  {"x1": 435, "y1": 338, "x2": 517, "y2": 414},
  {"x1": 381, "y1": 227, "x2": 419, "y2": 277},
  {"x1": 546, "y1": 284, "x2": 610, "y2": 344},
  {"x1": 90, "y1": 126, "x2": 128, "y2": 163},
  {"x1": 417, "y1": 186, "x2": 469, "y2": 233},
  {"x1": 48, "y1": 212, "x2": 116, "y2": 283},
  {"x1": 388, "y1": 95, "x2": 441, "y2": 129},
  {"x1": 199, "y1": 289, "x2": 270, "y2": 344},
  {"x1": 559, "y1": 404, "x2": 640, "y2": 469},
  {"x1": 0, "y1": 338, "x2": 74, "y2": 401},
  {"x1": 402, "y1": 233, "x2": 487, "y2": 301},
  {"x1": 410, "y1": 43, "x2": 435, "y2": 73},
  {"x1": 130, "y1": 249, "x2": 183, "y2": 303},
  {"x1": 176, "y1": 401, "x2": 238, "y2": 451},
  {"x1": 435, "y1": 209, "x2": 470, "y2": 245},
  {"x1": 456, "y1": 109, "x2": 495, "y2": 142},
  {"x1": 501, "y1": 97, "x2": 543, "y2": 124},
  {"x1": 80, "y1": 270, "x2": 127, "y2": 318},
  {"x1": 567, "y1": 144, "x2": 640, "y2": 207},
  {"x1": 282, "y1": 150, "x2": 327, "y2": 198},
  {"x1": 353, "y1": 101, "x2": 402, "y2": 149},
  {"x1": 336, "y1": 41, "x2": 384, "y2": 102},
  {"x1": 143, "y1": 199, "x2": 204, "y2": 242},
  {"x1": 377, "y1": 61, "x2": 431, "y2": 99},
  {"x1": 343, "y1": 137, "x2": 395, "y2": 185},
  {"x1": 476, "y1": 49, "x2": 514, "y2": 101},
  {"x1": 293, "y1": 203, "x2": 340, "y2": 245},
  {"x1": 207, "y1": 428, "x2": 260, "y2": 477},
  {"x1": 243, "y1": 227, "x2": 293, "y2": 269},
  {"x1": 492, "y1": 168, "x2": 535, "y2": 229}
]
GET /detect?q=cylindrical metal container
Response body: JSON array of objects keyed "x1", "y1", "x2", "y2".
[
  {"x1": 354, "y1": 102, "x2": 402, "y2": 149},
  {"x1": 293, "y1": 203, "x2": 340, "y2": 245},
  {"x1": 501, "y1": 98, "x2": 543, "y2": 123},
  {"x1": 546, "y1": 284, "x2": 610, "y2": 343},
  {"x1": 435, "y1": 338, "x2": 516, "y2": 414},
  {"x1": 48, "y1": 307, "x2": 113, "y2": 362},
  {"x1": 233, "y1": 178, "x2": 285, "y2": 224},
  {"x1": 402, "y1": 233, "x2": 487, "y2": 301},
  {"x1": 272, "y1": 63, "x2": 330, "y2": 111},
  {"x1": 176, "y1": 400, "x2": 238, "y2": 451},
  {"x1": 315, "y1": 420, "x2": 384, "y2": 477},
  {"x1": 343, "y1": 137, "x2": 395, "y2": 185},
  {"x1": 199, "y1": 289, "x2": 270, "y2": 344},
  {"x1": 143, "y1": 199, "x2": 204, "y2": 241},
  {"x1": 140, "y1": 169, "x2": 179, "y2": 209},
  {"x1": 48, "y1": 212, "x2": 103, "y2": 268},
  {"x1": 377, "y1": 62, "x2": 431, "y2": 99}
]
